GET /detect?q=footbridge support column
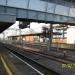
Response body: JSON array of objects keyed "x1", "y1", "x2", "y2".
[{"x1": 47, "y1": 23, "x2": 53, "y2": 51}]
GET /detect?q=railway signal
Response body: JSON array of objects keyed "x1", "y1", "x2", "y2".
[{"x1": 19, "y1": 21, "x2": 30, "y2": 29}]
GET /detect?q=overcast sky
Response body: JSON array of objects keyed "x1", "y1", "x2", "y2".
[
  {"x1": 1, "y1": 21, "x2": 75, "y2": 44},
  {"x1": 0, "y1": 21, "x2": 50, "y2": 39}
]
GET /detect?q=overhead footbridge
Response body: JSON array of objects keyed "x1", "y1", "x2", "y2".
[{"x1": 0, "y1": 0, "x2": 75, "y2": 32}]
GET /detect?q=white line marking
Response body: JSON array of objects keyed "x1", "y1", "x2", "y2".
[{"x1": 10, "y1": 52, "x2": 44, "y2": 75}]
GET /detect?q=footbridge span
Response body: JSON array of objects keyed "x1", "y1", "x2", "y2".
[{"x1": 0, "y1": 0, "x2": 75, "y2": 32}]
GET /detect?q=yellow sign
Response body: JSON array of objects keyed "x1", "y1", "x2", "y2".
[{"x1": 62, "y1": 64, "x2": 75, "y2": 69}]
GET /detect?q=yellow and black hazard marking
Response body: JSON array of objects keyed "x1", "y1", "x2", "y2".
[{"x1": 1, "y1": 56, "x2": 13, "y2": 75}]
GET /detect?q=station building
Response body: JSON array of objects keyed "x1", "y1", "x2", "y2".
[{"x1": 7, "y1": 25, "x2": 75, "y2": 50}]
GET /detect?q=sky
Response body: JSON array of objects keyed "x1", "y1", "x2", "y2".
[
  {"x1": 0, "y1": 21, "x2": 50, "y2": 39},
  {"x1": 1, "y1": 21, "x2": 75, "y2": 44}
]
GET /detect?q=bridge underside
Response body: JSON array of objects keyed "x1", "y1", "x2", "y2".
[
  {"x1": 0, "y1": 13, "x2": 16, "y2": 33},
  {"x1": 63, "y1": 0, "x2": 75, "y2": 2},
  {"x1": 0, "y1": 22, "x2": 13, "y2": 33}
]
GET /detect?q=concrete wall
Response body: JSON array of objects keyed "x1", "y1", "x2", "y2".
[{"x1": 67, "y1": 27, "x2": 75, "y2": 44}]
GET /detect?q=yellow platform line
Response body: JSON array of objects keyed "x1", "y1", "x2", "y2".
[{"x1": 1, "y1": 56, "x2": 13, "y2": 75}]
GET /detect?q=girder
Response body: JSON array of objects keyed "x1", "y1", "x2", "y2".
[{"x1": 0, "y1": 0, "x2": 75, "y2": 32}]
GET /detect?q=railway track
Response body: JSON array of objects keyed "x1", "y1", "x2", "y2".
[
  {"x1": 23, "y1": 43, "x2": 75, "y2": 63},
  {"x1": 3, "y1": 44, "x2": 60, "y2": 75},
  {"x1": 3, "y1": 43, "x2": 75, "y2": 63},
  {"x1": 0, "y1": 43, "x2": 46, "y2": 75},
  {"x1": 4, "y1": 43, "x2": 75, "y2": 64},
  {"x1": 3, "y1": 45, "x2": 60, "y2": 75},
  {"x1": 25, "y1": 43, "x2": 75, "y2": 51},
  {"x1": 21, "y1": 49, "x2": 75, "y2": 64},
  {"x1": 2, "y1": 43, "x2": 75, "y2": 74},
  {"x1": 8, "y1": 43, "x2": 75, "y2": 63}
]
